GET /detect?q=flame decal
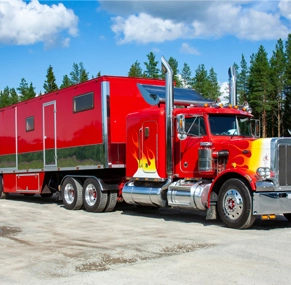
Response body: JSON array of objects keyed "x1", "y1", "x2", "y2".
[
  {"x1": 227, "y1": 138, "x2": 272, "y2": 173},
  {"x1": 131, "y1": 130, "x2": 160, "y2": 178}
]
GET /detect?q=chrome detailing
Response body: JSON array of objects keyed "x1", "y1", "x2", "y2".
[
  {"x1": 228, "y1": 66, "x2": 237, "y2": 106},
  {"x1": 255, "y1": 181, "x2": 275, "y2": 192},
  {"x1": 167, "y1": 180, "x2": 211, "y2": 211},
  {"x1": 63, "y1": 183, "x2": 75, "y2": 205},
  {"x1": 43, "y1": 101, "x2": 57, "y2": 167},
  {"x1": 122, "y1": 180, "x2": 167, "y2": 207},
  {"x1": 253, "y1": 192, "x2": 291, "y2": 215},
  {"x1": 198, "y1": 148, "x2": 213, "y2": 172},
  {"x1": 101, "y1": 81, "x2": 110, "y2": 168},
  {"x1": 221, "y1": 189, "x2": 243, "y2": 220},
  {"x1": 84, "y1": 183, "x2": 98, "y2": 206},
  {"x1": 161, "y1": 56, "x2": 174, "y2": 177}
]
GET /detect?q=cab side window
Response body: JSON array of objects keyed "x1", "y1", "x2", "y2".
[{"x1": 185, "y1": 117, "x2": 206, "y2": 136}]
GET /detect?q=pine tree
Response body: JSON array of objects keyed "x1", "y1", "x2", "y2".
[
  {"x1": 248, "y1": 45, "x2": 272, "y2": 138},
  {"x1": 0, "y1": 87, "x2": 10, "y2": 107},
  {"x1": 43, "y1": 65, "x2": 58, "y2": 94},
  {"x1": 144, "y1": 52, "x2": 160, "y2": 79},
  {"x1": 208, "y1": 67, "x2": 220, "y2": 100},
  {"x1": 70, "y1": 62, "x2": 89, "y2": 84},
  {"x1": 192, "y1": 64, "x2": 210, "y2": 98},
  {"x1": 60, "y1": 75, "x2": 71, "y2": 89},
  {"x1": 10, "y1": 88, "x2": 18, "y2": 104},
  {"x1": 17, "y1": 78, "x2": 29, "y2": 101},
  {"x1": 168, "y1": 57, "x2": 182, "y2": 87},
  {"x1": 128, "y1": 60, "x2": 143, "y2": 77},
  {"x1": 181, "y1": 63, "x2": 192, "y2": 88},
  {"x1": 270, "y1": 38, "x2": 285, "y2": 137},
  {"x1": 236, "y1": 55, "x2": 249, "y2": 103},
  {"x1": 283, "y1": 34, "x2": 291, "y2": 136}
]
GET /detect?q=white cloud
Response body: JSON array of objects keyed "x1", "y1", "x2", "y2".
[
  {"x1": 0, "y1": 0, "x2": 78, "y2": 47},
  {"x1": 106, "y1": 1, "x2": 291, "y2": 44},
  {"x1": 111, "y1": 13, "x2": 190, "y2": 44},
  {"x1": 180, "y1": 43, "x2": 200, "y2": 55}
]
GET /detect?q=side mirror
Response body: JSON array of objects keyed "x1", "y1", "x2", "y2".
[
  {"x1": 251, "y1": 119, "x2": 260, "y2": 138},
  {"x1": 176, "y1": 114, "x2": 187, "y2": 140}
]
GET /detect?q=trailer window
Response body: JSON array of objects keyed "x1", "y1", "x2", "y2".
[
  {"x1": 73, "y1": 92, "x2": 93, "y2": 113},
  {"x1": 26, "y1": 116, "x2": 34, "y2": 132}
]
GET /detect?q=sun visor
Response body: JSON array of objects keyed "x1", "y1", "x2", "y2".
[{"x1": 137, "y1": 84, "x2": 212, "y2": 106}]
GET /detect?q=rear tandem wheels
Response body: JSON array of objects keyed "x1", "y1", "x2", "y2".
[{"x1": 61, "y1": 176, "x2": 118, "y2": 213}]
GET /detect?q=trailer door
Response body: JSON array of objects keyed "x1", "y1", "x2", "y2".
[{"x1": 43, "y1": 101, "x2": 57, "y2": 167}]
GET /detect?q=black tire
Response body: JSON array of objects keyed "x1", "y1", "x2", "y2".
[
  {"x1": 62, "y1": 177, "x2": 83, "y2": 210},
  {"x1": 217, "y1": 178, "x2": 256, "y2": 229},
  {"x1": 0, "y1": 177, "x2": 7, "y2": 199},
  {"x1": 40, "y1": 193, "x2": 54, "y2": 198},
  {"x1": 83, "y1": 178, "x2": 108, "y2": 213},
  {"x1": 104, "y1": 191, "x2": 118, "y2": 212},
  {"x1": 283, "y1": 213, "x2": 291, "y2": 222}
]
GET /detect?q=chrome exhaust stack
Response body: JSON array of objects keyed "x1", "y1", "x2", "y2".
[
  {"x1": 228, "y1": 66, "x2": 237, "y2": 106},
  {"x1": 161, "y1": 56, "x2": 174, "y2": 178}
]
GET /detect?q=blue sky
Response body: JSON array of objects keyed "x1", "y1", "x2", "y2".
[{"x1": 1, "y1": 0, "x2": 291, "y2": 94}]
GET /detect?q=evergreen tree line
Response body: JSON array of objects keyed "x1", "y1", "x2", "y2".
[{"x1": 2, "y1": 34, "x2": 291, "y2": 138}]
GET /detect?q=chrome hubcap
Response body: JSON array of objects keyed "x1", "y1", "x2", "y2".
[
  {"x1": 64, "y1": 183, "x2": 74, "y2": 204},
  {"x1": 85, "y1": 183, "x2": 97, "y2": 206},
  {"x1": 222, "y1": 189, "x2": 243, "y2": 220}
]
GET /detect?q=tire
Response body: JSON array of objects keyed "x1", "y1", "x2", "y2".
[
  {"x1": 0, "y1": 177, "x2": 8, "y2": 199},
  {"x1": 104, "y1": 191, "x2": 118, "y2": 212},
  {"x1": 62, "y1": 177, "x2": 83, "y2": 210},
  {"x1": 83, "y1": 178, "x2": 108, "y2": 213},
  {"x1": 283, "y1": 213, "x2": 291, "y2": 222},
  {"x1": 217, "y1": 178, "x2": 256, "y2": 229}
]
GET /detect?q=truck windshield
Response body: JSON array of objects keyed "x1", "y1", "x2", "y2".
[{"x1": 209, "y1": 115, "x2": 253, "y2": 137}]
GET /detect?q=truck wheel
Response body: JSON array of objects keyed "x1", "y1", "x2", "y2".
[
  {"x1": 104, "y1": 191, "x2": 117, "y2": 212},
  {"x1": 83, "y1": 178, "x2": 108, "y2": 212},
  {"x1": 0, "y1": 177, "x2": 7, "y2": 199},
  {"x1": 217, "y1": 178, "x2": 256, "y2": 229},
  {"x1": 62, "y1": 177, "x2": 83, "y2": 210}
]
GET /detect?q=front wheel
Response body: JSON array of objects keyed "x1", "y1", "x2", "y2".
[
  {"x1": 217, "y1": 178, "x2": 256, "y2": 229},
  {"x1": 0, "y1": 176, "x2": 8, "y2": 199}
]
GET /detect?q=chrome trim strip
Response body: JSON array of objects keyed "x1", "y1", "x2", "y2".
[{"x1": 102, "y1": 81, "x2": 109, "y2": 168}]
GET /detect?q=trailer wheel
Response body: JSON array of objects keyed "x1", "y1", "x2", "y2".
[
  {"x1": 83, "y1": 178, "x2": 108, "y2": 212},
  {"x1": 0, "y1": 177, "x2": 7, "y2": 199},
  {"x1": 104, "y1": 191, "x2": 118, "y2": 212},
  {"x1": 62, "y1": 177, "x2": 83, "y2": 210},
  {"x1": 217, "y1": 178, "x2": 256, "y2": 229}
]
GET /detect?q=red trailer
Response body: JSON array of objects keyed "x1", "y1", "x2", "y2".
[{"x1": 1, "y1": 57, "x2": 291, "y2": 229}]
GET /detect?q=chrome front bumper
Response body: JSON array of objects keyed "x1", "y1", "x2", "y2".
[{"x1": 253, "y1": 192, "x2": 291, "y2": 215}]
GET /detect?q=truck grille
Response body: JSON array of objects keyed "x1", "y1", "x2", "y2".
[{"x1": 278, "y1": 144, "x2": 291, "y2": 186}]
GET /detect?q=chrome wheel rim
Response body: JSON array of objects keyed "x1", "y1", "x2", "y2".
[
  {"x1": 85, "y1": 183, "x2": 97, "y2": 206},
  {"x1": 64, "y1": 183, "x2": 75, "y2": 204},
  {"x1": 222, "y1": 189, "x2": 243, "y2": 220}
]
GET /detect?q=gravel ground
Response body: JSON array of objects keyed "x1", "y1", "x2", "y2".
[{"x1": 1, "y1": 194, "x2": 291, "y2": 285}]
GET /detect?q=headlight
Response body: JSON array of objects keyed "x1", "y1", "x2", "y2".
[{"x1": 256, "y1": 167, "x2": 271, "y2": 179}]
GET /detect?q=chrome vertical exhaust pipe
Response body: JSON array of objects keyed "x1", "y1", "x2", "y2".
[
  {"x1": 228, "y1": 66, "x2": 237, "y2": 106},
  {"x1": 161, "y1": 56, "x2": 174, "y2": 177}
]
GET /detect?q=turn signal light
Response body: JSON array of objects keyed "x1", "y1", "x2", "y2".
[{"x1": 261, "y1": 214, "x2": 276, "y2": 220}]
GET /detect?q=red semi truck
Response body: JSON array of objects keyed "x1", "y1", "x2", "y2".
[{"x1": 1, "y1": 57, "x2": 291, "y2": 229}]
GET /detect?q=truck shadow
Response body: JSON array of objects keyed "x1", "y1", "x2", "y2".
[
  {"x1": 117, "y1": 203, "x2": 291, "y2": 230},
  {"x1": 5, "y1": 193, "x2": 62, "y2": 205}
]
